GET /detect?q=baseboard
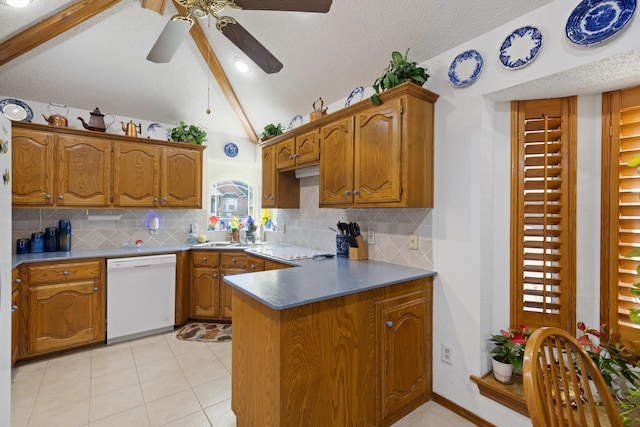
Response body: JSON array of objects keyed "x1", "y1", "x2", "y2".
[{"x1": 432, "y1": 393, "x2": 495, "y2": 427}]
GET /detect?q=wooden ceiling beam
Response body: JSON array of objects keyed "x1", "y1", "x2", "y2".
[
  {"x1": 0, "y1": 0, "x2": 122, "y2": 67},
  {"x1": 172, "y1": 0, "x2": 258, "y2": 143},
  {"x1": 141, "y1": 0, "x2": 168, "y2": 15}
]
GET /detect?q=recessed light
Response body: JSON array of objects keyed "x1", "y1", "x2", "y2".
[
  {"x1": 234, "y1": 57, "x2": 251, "y2": 73},
  {"x1": 4, "y1": 0, "x2": 31, "y2": 7}
]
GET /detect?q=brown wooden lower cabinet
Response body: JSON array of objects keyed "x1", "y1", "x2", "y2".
[
  {"x1": 232, "y1": 276, "x2": 433, "y2": 427},
  {"x1": 23, "y1": 259, "x2": 105, "y2": 357}
]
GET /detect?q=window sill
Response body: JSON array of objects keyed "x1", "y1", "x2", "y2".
[{"x1": 470, "y1": 371, "x2": 529, "y2": 417}]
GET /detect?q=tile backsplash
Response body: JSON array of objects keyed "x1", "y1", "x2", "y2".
[
  {"x1": 267, "y1": 176, "x2": 433, "y2": 270},
  {"x1": 12, "y1": 208, "x2": 208, "y2": 252}
]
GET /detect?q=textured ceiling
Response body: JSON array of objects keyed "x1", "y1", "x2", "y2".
[{"x1": 0, "y1": 0, "x2": 555, "y2": 139}]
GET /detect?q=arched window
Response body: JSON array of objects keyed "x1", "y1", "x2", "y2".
[{"x1": 209, "y1": 179, "x2": 256, "y2": 230}]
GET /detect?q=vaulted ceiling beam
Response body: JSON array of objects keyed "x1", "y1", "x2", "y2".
[
  {"x1": 171, "y1": 1, "x2": 258, "y2": 143},
  {"x1": 141, "y1": 0, "x2": 168, "y2": 15},
  {"x1": 0, "y1": 0, "x2": 122, "y2": 67}
]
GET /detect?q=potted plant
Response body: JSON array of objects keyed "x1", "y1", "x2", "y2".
[
  {"x1": 370, "y1": 48, "x2": 430, "y2": 105},
  {"x1": 230, "y1": 217, "x2": 239, "y2": 242},
  {"x1": 258, "y1": 123, "x2": 284, "y2": 141},
  {"x1": 171, "y1": 120, "x2": 207, "y2": 145},
  {"x1": 245, "y1": 215, "x2": 257, "y2": 243},
  {"x1": 488, "y1": 326, "x2": 533, "y2": 384}
]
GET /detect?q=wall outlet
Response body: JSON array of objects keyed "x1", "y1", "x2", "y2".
[
  {"x1": 408, "y1": 234, "x2": 418, "y2": 250},
  {"x1": 367, "y1": 230, "x2": 375, "y2": 244},
  {"x1": 442, "y1": 344, "x2": 453, "y2": 365},
  {"x1": 281, "y1": 223, "x2": 286, "y2": 233}
]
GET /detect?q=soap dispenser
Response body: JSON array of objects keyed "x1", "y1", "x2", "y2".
[{"x1": 187, "y1": 224, "x2": 197, "y2": 244}]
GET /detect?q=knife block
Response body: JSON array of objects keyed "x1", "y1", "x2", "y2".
[{"x1": 349, "y1": 235, "x2": 368, "y2": 260}]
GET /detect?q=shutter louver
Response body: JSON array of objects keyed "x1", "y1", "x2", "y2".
[{"x1": 511, "y1": 98, "x2": 576, "y2": 333}]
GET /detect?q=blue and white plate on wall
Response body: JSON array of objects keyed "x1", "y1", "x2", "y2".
[
  {"x1": 147, "y1": 123, "x2": 170, "y2": 141},
  {"x1": 0, "y1": 98, "x2": 33, "y2": 122},
  {"x1": 345, "y1": 86, "x2": 365, "y2": 106},
  {"x1": 499, "y1": 26, "x2": 543, "y2": 69},
  {"x1": 287, "y1": 114, "x2": 303, "y2": 130},
  {"x1": 224, "y1": 142, "x2": 239, "y2": 158},
  {"x1": 448, "y1": 49, "x2": 484, "y2": 88},
  {"x1": 566, "y1": 0, "x2": 636, "y2": 45}
]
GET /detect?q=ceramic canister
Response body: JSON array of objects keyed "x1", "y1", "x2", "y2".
[
  {"x1": 58, "y1": 219, "x2": 71, "y2": 251},
  {"x1": 16, "y1": 238, "x2": 30, "y2": 254},
  {"x1": 30, "y1": 232, "x2": 44, "y2": 253},
  {"x1": 44, "y1": 227, "x2": 57, "y2": 252}
]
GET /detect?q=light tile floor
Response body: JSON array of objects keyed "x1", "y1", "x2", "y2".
[{"x1": 11, "y1": 331, "x2": 474, "y2": 426}]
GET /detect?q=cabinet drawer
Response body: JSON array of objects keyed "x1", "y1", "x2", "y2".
[
  {"x1": 221, "y1": 252, "x2": 247, "y2": 269},
  {"x1": 192, "y1": 251, "x2": 219, "y2": 268},
  {"x1": 247, "y1": 257, "x2": 265, "y2": 272},
  {"x1": 26, "y1": 260, "x2": 102, "y2": 284}
]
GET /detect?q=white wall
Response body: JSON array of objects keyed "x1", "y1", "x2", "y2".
[{"x1": 0, "y1": 115, "x2": 12, "y2": 426}]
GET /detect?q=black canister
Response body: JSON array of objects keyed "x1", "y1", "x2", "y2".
[
  {"x1": 58, "y1": 219, "x2": 71, "y2": 252},
  {"x1": 44, "y1": 227, "x2": 57, "y2": 252},
  {"x1": 16, "y1": 238, "x2": 30, "y2": 254},
  {"x1": 30, "y1": 232, "x2": 44, "y2": 253}
]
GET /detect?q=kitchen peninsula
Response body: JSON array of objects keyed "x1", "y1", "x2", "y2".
[{"x1": 225, "y1": 256, "x2": 436, "y2": 427}]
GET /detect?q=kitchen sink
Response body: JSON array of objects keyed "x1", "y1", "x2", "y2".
[{"x1": 193, "y1": 241, "x2": 267, "y2": 248}]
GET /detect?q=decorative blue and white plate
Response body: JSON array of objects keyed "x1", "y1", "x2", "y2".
[
  {"x1": 448, "y1": 50, "x2": 484, "y2": 87},
  {"x1": 0, "y1": 98, "x2": 33, "y2": 122},
  {"x1": 224, "y1": 142, "x2": 239, "y2": 158},
  {"x1": 147, "y1": 122, "x2": 170, "y2": 141},
  {"x1": 345, "y1": 86, "x2": 365, "y2": 106},
  {"x1": 566, "y1": 0, "x2": 636, "y2": 45},
  {"x1": 287, "y1": 114, "x2": 303, "y2": 130},
  {"x1": 499, "y1": 26, "x2": 543, "y2": 69}
]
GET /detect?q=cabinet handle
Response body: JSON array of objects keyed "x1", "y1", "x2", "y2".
[
  {"x1": 213, "y1": 274, "x2": 218, "y2": 278},
  {"x1": 251, "y1": 264, "x2": 256, "y2": 269},
  {"x1": 202, "y1": 257, "x2": 207, "y2": 262},
  {"x1": 288, "y1": 155, "x2": 293, "y2": 160},
  {"x1": 63, "y1": 271, "x2": 69, "y2": 276},
  {"x1": 345, "y1": 190, "x2": 351, "y2": 195},
  {"x1": 14, "y1": 278, "x2": 21, "y2": 284},
  {"x1": 353, "y1": 190, "x2": 359, "y2": 195},
  {"x1": 94, "y1": 287, "x2": 99, "y2": 292},
  {"x1": 11, "y1": 305, "x2": 17, "y2": 313},
  {"x1": 386, "y1": 321, "x2": 393, "y2": 328},
  {"x1": 232, "y1": 258, "x2": 237, "y2": 263},
  {"x1": 58, "y1": 195, "x2": 64, "y2": 200},
  {"x1": 162, "y1": 197, "x2": 167, "y2": 202},
  {"x1": 45, "y1": 194, "x2": 51, "y2": 199},
  {"x1": 270, "y1": 196, "x2": 274, "y2": 200},
  {"x1": 293, "y1": 153, "x2": 299, "y2": 159},
  {"x1": 153, "y1": 197, "x2": 158, "y2": 203}
]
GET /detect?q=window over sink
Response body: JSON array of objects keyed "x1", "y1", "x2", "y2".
[{"x1": 208, "y1": 179, "x2": 257, "y2": 231}]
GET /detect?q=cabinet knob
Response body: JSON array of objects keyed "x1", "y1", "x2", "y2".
[
  {"x1": 345, "y1": 190, "x2": 351, "y2": 195},
  {"x1": 353, "y1": 190, "x2": 360, "y2": 195},
  {"x1": 11, "y1": 305, "x2": 17, "y2": 313},
  {"x1": 63, "y1": 271, "x2": 69, "y2": 276},
  {"x1": 270, "y1": 196, "x2": 274, "y2": 200},
  {"x1": 213, "y1": 274, "x2": 218, "y2": 278},
  {"x1": 251, "y1": 264, "x2": 256, "y2": 269},
  {"x1": 232, "y1": 258, "x2": 237, "y2": 263},
  {"x1": 45, "y1": 194, "x2": 51, "y2": 199},
  {"x1": 58, "y1": 195, "x2": 64, "y2": 200},
  {"x1": 288, "y1": 155, "x2": 293, "y2": 160},
  {"x1": 202, "y1": 257, "x2": 207, "y2": 262},
  {"x1": 93, "y1": 287, "x2": 98, "y2": 292},
  {"x1": 14, "y1": 278, "x2": 21, "y2": 284},
  {"x1": 153, "y1": 197, "x2": 158, "y2": 202},
  {"x1": 293, "y1": 153, "x2": 299, "y2": 159},
  {"x1": 162, "y1": 197, "x2": 167, "y2": 202},
  {"x1": 386, "y1": 321, "x2": 394, "y2": 328}
]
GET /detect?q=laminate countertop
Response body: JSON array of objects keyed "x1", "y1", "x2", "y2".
[{"x1": 223, "y1": 254, "x2": 436, "y2": 310}]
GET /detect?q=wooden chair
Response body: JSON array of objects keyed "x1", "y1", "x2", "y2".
[{"x1": 522, "y1": 327, "x2": 623, "y2": 427}]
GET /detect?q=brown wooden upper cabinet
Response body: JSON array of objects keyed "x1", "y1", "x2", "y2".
[
  {"x1": 11, "y1": 122, "x2": 205, "y2": 209},
  {"x1": 275, "y1": 129, "x2": 320, "y2": 170},
  {"x1": 261, "y1": 144, "x2": 299, "y2": 209},
  {"x1": 261, "y1": 82, "x2": 438, "y2": 209}
]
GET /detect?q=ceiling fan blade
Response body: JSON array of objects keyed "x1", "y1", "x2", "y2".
[
  {"x1": 219, "y1": 20, "x2": 283, "y2": 74},
  {"x1": 147, "y1": 15, "x2": 193, "y2": 63},
  {"x1": 233, "y1": 0, "x2": 332, "y2": 13}
]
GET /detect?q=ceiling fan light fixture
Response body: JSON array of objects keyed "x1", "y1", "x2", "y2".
[
  {"x1": 188, "y1": 6, "x2": 208, "y2": 19},
  {"x1": 4, "y1": 0, "x2": 31, "y2": 7},
  {"x1": 234, "y1": 57, "x2": 251, "y2": 73}
]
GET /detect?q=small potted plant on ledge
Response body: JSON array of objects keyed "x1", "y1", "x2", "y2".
[
  {"x1": 245, "y1": 216, "x2": 257, "y2": 243},
  {"x1": 488, "y1": 326, "x2": 533, "y2": 384},
  {"x1": 370, "y1": 48, "x2": 430, "y2": 106},
  {"x1": 258, "y1": 123, "x2": 284, "y2": 142},
  {"x1": 171, "y1": 121, "x2": 207, "y2": 145}
]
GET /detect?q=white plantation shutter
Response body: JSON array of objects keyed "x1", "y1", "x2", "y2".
[
  {"x1": 511, "y1": 98, "x2": 577, "y2": 333},
  {"x1": 602, "y1": 86, "x2": 640, "y2": 348}
]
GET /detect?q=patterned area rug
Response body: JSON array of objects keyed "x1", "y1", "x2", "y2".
[{"x1": 176, "y1": 322, "x2": 232, "y2": 342}]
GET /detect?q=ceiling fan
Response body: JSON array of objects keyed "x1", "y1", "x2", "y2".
[{"x1": 147, "y1": 0, "x2": 333, "y2": 74}]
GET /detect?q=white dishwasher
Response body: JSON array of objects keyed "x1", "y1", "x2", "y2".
[{"x1": 106, "y1": 254, "x2": 176, "y2": 344}]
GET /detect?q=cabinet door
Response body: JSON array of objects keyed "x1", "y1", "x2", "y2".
[
  {"x1": 161, "y1": 147, "x2": 202, "y2": 208},
  {"x1": 354, "y1": 99, "x2": 402, "y2": 204},
  {"x1": 295, "y1": 129, "x2": 320, "y2": 165},
  {"x1": 113, "y1": 142, "x2": 161, "y2": 207},
  {"x1": 11, "y1": 289, "x2": 19, "y2": 366},
  {"x1": 262, "y1": 145, "x2": 277, "y2": 208},
  {"x1": 375, "y1": 290, "x2": 428, "y2": 422},
  {"x1": 11, "y1": 128, "x2": 55, "y2": 206},
  {"x1": 56, "y1": 135, "x2": 112, "y2": 207},
  {"x1": 220, "y1": 268, "x2": 246, "y2": 320},
  {"x1": 275, "y1": 138, "x2": 295, "y2": 170},
  {"x1": 320, "y1": 117, "x2": 354, "y2": 205},
  {"x1": 28, "y1": 279, "x2": 104, "y2": 355},
  {"x1": 191, "y1": 267, "x2": 220, "y2": 319}
]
